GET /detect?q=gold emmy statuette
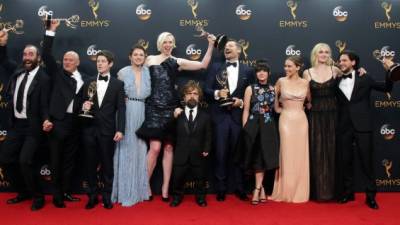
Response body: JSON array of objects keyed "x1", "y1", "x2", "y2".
[
  {"x1": 381, "y1": 2, "x2": 392, "y2": 21},
  {"x1": 373, "y1": 50, "x2": 400, "y2": 82},
  {"x1": 79, "y1": 81, "x2": 97, "y2": 118},
  {"x1": 88, "y1": 0, "x2": 100, "y2": 20},
  {"x1": 187, "y1": 0, "x2": 198, "y2": 19},
  {"x1": 216, "y1": 70, "x2": 234, "y2": 107},
  {"x1": 335, "y1": 40, "x2": 346, "y2": 53},
  {"x1": 39, "y1": 7, "x2": 80, "y2": 29},
  {"x1": 1, "y1": 20, "x2": 24, "y2": 35},
  {"x1": 194, "y1": 25, "x2": 227, "y2": 51},
  {"x1": 287, "y1": 0, "x2": 298, "y2": 20}
]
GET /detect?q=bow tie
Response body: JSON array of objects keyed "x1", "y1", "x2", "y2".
[
  {"x1": 98, "y1": 75, "x2": 108, "y2": 82},
  {"x1": 226, "y1": 62, "x2": 237, "y2": 68},
  {"x1": 342, "y1": 73, "x2": 352, "y2": 79}
]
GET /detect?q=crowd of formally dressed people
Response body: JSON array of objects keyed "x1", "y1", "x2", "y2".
[{"x1": 0, "y1": 19, "x2": 395, "y2": 211}]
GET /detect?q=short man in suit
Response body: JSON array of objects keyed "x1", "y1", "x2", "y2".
[
  {"x1": 336, "y1": 50, "x2": 393, "y2": 209},
  {"x1": 0, "y1": 30, "x2": 50, "y2": 211},
  {"x1": 170, "y1": 80, "x2": 212, "y2": 207},
  {"x1": 81, "y1": 50, "x2": 125, "y2": 209},
  {"x1": 205, "y1": 40, "x2": 254, "y2": 201},
  {"x1": 41, "y1": 20, "x2": 89, "y2": 207}
]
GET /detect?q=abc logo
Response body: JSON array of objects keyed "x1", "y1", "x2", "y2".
[
  {"x1": 186, "y1": 44, "x2": 202, "y2": 60},
  {"x1": 0, "y1": 130, "x2": 7, "y2": 142},
  {"x1": 380, "y1": 46, "x2": 395, "y2": 58},
  {"x1": 37, "y1": 5, "x2": 53, "y2": 17},
  {"x1": 87, "y1": 45, "x2": 101, "y2": 61},
  {"x1": 236, "y1": 5, "x2": 252, "y2": 20},
  {"x1": 285, "y1": 45, "x2": 301, "y2": 56},
  {"x1": 40, "y1": 165, "x2": 52, "y2": 181},
  {"x1": 136, "y1": 4, "x2": 152, "y2": 21},
  {"x1": 333, "y1": 6, "x2": 348, "y2": 22},
  {"x1": 380, "y1": 124, "x2": 395, "y2": 140}
]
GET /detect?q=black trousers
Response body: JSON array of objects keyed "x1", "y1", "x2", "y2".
[
  {"x1": 337, "y1": 125, "x2": 377, "y2": 199},
  {"x1": 172, "y1": 161, "x2": 207, "y2": 198},
  {"x1": 48, "y1": 114, "x2": 80, "y2": 199},
  {"x1": 82, "y1": 127, "x2": 115, "y2": 199},
  {"x1": 214, "y1": 115, "x2": 244, "y2": 193},
  {"x1": 0, "y1": 119, "x2": 43, "y2": 198}
]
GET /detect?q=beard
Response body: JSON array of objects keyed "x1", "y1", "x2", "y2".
[
  {"x1": 186, "y1": 98, "x2": 198, "y2": 109},
  {"x1": 23, "y1": 59, "x2": 39, "y2": 71}
]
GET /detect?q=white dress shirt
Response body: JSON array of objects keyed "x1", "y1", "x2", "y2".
[
  {"x1": 66, "y1": 70, "x2": 84, "y2": 113},
  {"x1": 339, "y1": 70, "x2": 355, "y2": 101},
  {"x1": 97, "y1": 73, "x2": 110, "y2": 107},
  {"x1": 185, "y1": 106, "x2": 198, "y2": 121},
  {"x1": 13, "y1": 66, "x2": 40, "y2": 118}
]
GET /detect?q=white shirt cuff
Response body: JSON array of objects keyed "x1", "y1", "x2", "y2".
[
  {"x1": 45, "y1": 30, "x2": 55, "y2": 36},
  {"x1": 214, "y1": 90, "x2": 220, "y2": 100}
]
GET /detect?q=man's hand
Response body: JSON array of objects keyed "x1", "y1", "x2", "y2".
[
  {"x1": 49, "y1": 19, "x2": 60, "y2": 32},
  {"x1": 202, "y1": 152, "x2": 209, "y2": 157},
  {"x1": 42, "y1": 119, "x2": 53, "y2": 132},
  {"x1": 232, "y1": 97, "x2": 243, "y2": 108},
  {"x1": 174, "y1": 108, "x2": 183, "y2": 118},
  {"x1": 218, "y1": 89, "x2": 229, "y2": 99},
  {"x1": 383, "y1": 58, "x2": 395, "y2": 71},
  {"x1": 113, "y1": 132, "x2": 124, "y2": 142},
  {"x1": 0, "y1": 29, "x2": 9, "y2": 46},
  {"x1": 82, "y1": 101, "x2": 93, "y2": 111}
]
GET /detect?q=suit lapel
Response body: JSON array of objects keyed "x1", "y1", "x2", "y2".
[
  {"x1": 27, "y1": 70, "x2": 40, "y2": 97},
  {"x1": 232, "y1": 63, "x2": 245, "y2": 96},
  {"x1": 350, "y1": 72, "x2": 360, "y2": 101}
]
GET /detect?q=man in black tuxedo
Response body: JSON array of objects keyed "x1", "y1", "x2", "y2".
[
  {"x1": 336, "y1": 50, "x2": 393, "y2": 209},
  {"x1": 170, "y1": 81, "x2": 212, "y2": 207},
  {"x1": 81, "y1": 50, "x2": 125, "y2": 209},
  {"x1": 41, "y1": 20, "x2": 89, "y2": 207},
  {"x1": 0, "y1": 30, "x2": 50, "y2": 211},
  {"x1": 205, "y1": 40, "x2": 254, "y2": 201}
]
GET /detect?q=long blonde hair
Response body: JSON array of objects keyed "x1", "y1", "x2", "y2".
[{"x1": 310, "y1": 43, "x2": 334, "y2": 67}]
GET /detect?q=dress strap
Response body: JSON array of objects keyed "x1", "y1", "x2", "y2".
[{"x1": 307, "y1": 69, "x2": 314, "y2": 81}]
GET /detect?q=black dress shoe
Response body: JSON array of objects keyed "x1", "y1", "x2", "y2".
[
  {"x1": 145, "y1": 195, "x2": 153, "y2": 201},
  {"x1": 6, "y1": 194, "x2": 31, "y2": 204},
  {"x1": 53, "y1": 198, "x2": 66, "y2": 208},
  {"x1": 366, "y1": 198, "x2": 379, "y2": 209},
  {"x1": 85, "y1": 196, "x2": 98, "y2": 209},
  {"x1": 216, "y1": 192, "x2": 226, "y2": 201},
  {"x1": 64, "y1": 193, "x2": 80, "y2": 202},
  {"x1": 196, "y1": 198, "x2": 207, "y2": 207},
  {"x1": 338, "y1": 193, "x2": 355, "y2": 204},
  {"x1": 234, "y1": 190, "x2": 249, "y2": 201},
  {"x1": 102, "y1": 196, "x2": 113, "y2": 209},
  {"x1": 169, "y1": 196, "x2": 182, "y2": 207},
  {"x1": 31, "y1": 197, "x2": 45, "y2": 211}
]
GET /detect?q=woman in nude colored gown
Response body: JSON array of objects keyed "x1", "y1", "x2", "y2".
[{"x1": 269, "y1": 56, "x2": 311, "y2": 203}]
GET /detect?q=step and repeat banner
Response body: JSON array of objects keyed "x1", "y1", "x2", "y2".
[{"x1": 0, "y1": 0, "x2": 399, "y2": 192}]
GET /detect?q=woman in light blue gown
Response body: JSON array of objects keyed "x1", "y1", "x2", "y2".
[{"x1": 112, "y1": 45, "x2": 151, "y2": 206}]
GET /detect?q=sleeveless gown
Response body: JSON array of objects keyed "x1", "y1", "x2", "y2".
[
  {"x1": 308, "y1": 71, "x2": 338, "y2": 201},
  {"x1": 269, "y1": 79, "x2": 309, "y2": 203}
]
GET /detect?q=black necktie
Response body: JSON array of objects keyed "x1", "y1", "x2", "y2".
[
  {"x1": 189, "y1": 109, "x2": 194, "y2": 131},
  {"x1": 16, "y1": 71, "x2": 30, "y2": 113},
  {"x1": 98, "y1": 75, "x2": 108, "y2": 82},
  {"x1": 226, "y1": 62, "x2": 237, "y2": 68},
  {"x1": 342, "y1": 73, "x2": 352, "y2": 79}
]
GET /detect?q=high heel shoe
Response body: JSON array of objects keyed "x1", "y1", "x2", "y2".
[
  {"x1": 162, "y1": 196, "x2": 170, "y2": 202},
  {"x1": 259, "y1": 186, "x2": 267, "y2": 203},
  {"x1": 251, "y1": 187, "x2": 261, "y2": 205}
]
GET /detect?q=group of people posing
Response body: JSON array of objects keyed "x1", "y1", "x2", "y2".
[{"x1": 0, "y1": 19, "x2": 395, "y2": 211}]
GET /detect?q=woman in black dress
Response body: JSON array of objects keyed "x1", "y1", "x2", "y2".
[
  {"x1": 303, "y1": 43, "x2": 340, "y2": 201},
  {"x1": 239, "y1": 59, "x2": 279, "y2": 205},
  {"x1": 136, "y1": 32, "x2": 215, "y2": 201}
]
